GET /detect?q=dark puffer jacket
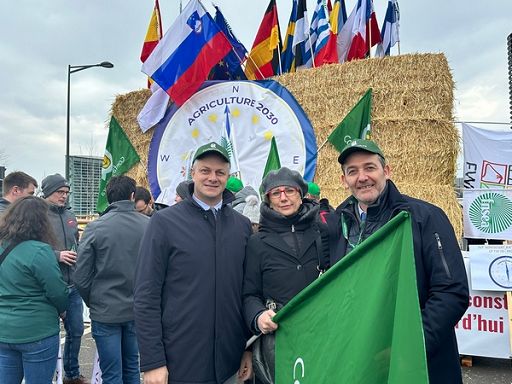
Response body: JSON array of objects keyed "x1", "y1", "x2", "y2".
[
  {"x1": 243, "y1": 200, "x2": 329, "y2": 333},
  {"x1": 326, "y1": 180, "x2": 469, "y2": 384}
]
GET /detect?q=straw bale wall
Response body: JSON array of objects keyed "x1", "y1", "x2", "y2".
[{"x1": 110, "y1": 53, "x2": 462, "y2": 236}]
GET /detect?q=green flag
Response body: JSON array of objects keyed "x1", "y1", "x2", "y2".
[
  {"x1": 262, "y1": 136, "x2": 281, "y2": 179},
  {"x1": 273, "y1": 212, "x2": 429, "y2": 384},
  {"x1": 327, "y1": 88, "x2": 372, "y2": 152},
  {"x1": 97, "y1": 116, "x2": 140, "y2": 213}
]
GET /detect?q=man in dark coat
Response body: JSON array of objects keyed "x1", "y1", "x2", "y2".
[
  {"x1": 134, "y1": 142, "x2": 253, "y2": 384},
  {"x1": 326, "y1": 139, "x2": 469, "y2": 384}
]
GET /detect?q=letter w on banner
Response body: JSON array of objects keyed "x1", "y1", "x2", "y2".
[
  {"x1": 462, "y1": 123, "x2": 512, "y2": 239},
  {"x1": 273, "y1": 212, "x2": 428, "y2": 384}
]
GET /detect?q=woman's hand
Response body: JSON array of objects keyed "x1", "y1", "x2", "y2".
[{"x1": 257, "y1": 309, "x2": 278, "y2": 334}]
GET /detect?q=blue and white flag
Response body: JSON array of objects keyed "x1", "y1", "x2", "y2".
[{"x1": 375, "y1": 0, "x2": 400, "y2": 57}]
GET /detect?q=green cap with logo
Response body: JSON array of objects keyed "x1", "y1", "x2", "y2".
[
  {"x1": 337, "y1": 139, "x2": 385, "y2": 165},
  {"x1": 193, "y1": 142, "x2": 230, "y2": 163}
]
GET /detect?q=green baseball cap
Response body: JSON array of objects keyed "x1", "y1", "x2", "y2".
[
  {"x1": 193, "y1": 142, "x2": 230, "y2": 163},
  {"x1": 337, "y1": 139, "x2": 385, "y2": 165}
]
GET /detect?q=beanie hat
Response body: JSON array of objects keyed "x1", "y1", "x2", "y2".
[
  {"x1": 260, "y1": 167, "x2": 308, "y2": 199},
  {"x1": 41, "y1": 173, "x2": 70, "y2": 198},
  {"x1": 242, "y1": 195, "x2": 260, "y2": 224},
  {"x1": 307, "y1": 182, "x2": 320, "y2": 197},
  {"x1": 226, "y1": 176, "x2": 244, "y2": 193}
]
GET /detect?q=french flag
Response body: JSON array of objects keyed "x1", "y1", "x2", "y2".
[
  {"x1": 338, "y1": 0, "x2": 381, "y2": 62},
  {"x1": 142, "y1": 0, "x2": 231, "y2": 106}
]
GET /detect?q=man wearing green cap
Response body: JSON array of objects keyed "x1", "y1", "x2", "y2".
[
  {"x1": 134, "y1": 142, "x2": 253, "y2": 384},
  {"x1": 326, "y1": 139, "x2": 469, "y2": 384}
]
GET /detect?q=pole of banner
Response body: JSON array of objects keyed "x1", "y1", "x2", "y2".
[
  {"x1": 507, "y1": 292, "x2": 512, "y2": 356},
  {"x1": 368, "y1": 16, "x2": 372, "y2": 58},
  {"x1": 397, "y1": 40, "x2": 401, "y2": 55},
  {"x1": 307, "y1": 33, "x2": 316, "y2": 68}
]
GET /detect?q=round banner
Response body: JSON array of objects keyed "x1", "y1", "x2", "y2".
[{"x1": 148, "y1": 80, "x2": 317, "y2": 205}]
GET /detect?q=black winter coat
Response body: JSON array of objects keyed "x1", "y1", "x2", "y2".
[
  {"x1": 243, "y1": 200, "x2": 329, "y2": 333},
  {"x1": 326, "y1": 181, "x2": 469, "y2": 384},
  {"x1": 134, "y1": 186, "x2": 252, "y2": 384}
]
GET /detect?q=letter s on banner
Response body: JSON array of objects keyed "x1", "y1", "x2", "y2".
[{"x1": 293, "y1": 357, "x2": 305, "y2": 384}]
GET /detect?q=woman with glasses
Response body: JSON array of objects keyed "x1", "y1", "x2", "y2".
[
  {"x1": 243, "y1": 167, "x2": 329, "y2": 384},
  {"x1": 0, "y1": 196, "x2": 68, "y2": 383}
]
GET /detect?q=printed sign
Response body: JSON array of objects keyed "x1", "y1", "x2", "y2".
[
  {"x1": 455, "y1": 253, "x2": 511, "y2": 359},
  {"x1": 462, "y1": 123, "x2": 512, "y2": 239}
]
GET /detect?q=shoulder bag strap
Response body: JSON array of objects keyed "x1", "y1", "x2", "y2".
[{"x1": 0, "y1": 242, "x2": 19, "y2": 267}]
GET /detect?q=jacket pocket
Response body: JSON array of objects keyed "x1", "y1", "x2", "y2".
[{"x1": 434, "y1": 232, "x2": 452, "y2": 279}]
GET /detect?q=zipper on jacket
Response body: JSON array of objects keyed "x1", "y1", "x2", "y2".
[
  {"x1": 291, "y1": 224, "x2": 295, "y2": 233},
  {"x1": 434, "y1": 232, "x2": 452, "y2": 279}
]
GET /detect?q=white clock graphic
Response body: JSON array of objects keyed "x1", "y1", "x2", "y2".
[{"x1": 488, "y1": 256, "x2": 512, "y2": 289}]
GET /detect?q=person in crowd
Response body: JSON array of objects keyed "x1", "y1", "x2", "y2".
[
  {"x1": 0, "y1": 196, "x2": 68, "y2": 383},
  {"x1": 174, "y1": 180, "x2": 191, "y2": 204},
  {"x1": 42, "y1": 173, "x2": 87, "y2": 384},
  {"x1": 134, "y1": 186, "x2": 154, "y2": 216},
  {"x1": 226, "y1": 176, "x2": 244, "y2": 194},
  {"x1": 243, "y1": 167, "x2": 329, "y2": 384},
  {"x1": 232, "y1": 184, "x2": 259, "y2": 215},
  {"x1": 134, "y1": 142, "x2": 253, "y2": 384},
  {"x1": 242, "y1": 195, "x2": 261, "y2": 233},
  {"x1": 75, "y1": 176, "x2": 149, "y2": 383},
  {"x1": 325, "y1": 139, "x2": 469, "y2": 384},
  {"x1": 305, "y1": 181, "x2": 320, "y2": 202},
  {"x1": 0, "y1": 171, "x2": 38, "y2": 214}
]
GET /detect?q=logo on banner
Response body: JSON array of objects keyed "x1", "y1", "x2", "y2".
[
  {"x1": 489, "y1": 256, "x2": 512, "y2": 289},
  {"x1": 468, "y1": 192, "x2": 512, "y2": 233},
  {"x1": 481, "y1": 161, "x2": 508, "y2": 186},
  {"x1": 148, "y1": 80, "x2": 317, "y2": 205}
]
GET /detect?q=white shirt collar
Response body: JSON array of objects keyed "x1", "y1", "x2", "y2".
[{"x1": 192, "y1": 194, "x2": 223, "y2": 211}]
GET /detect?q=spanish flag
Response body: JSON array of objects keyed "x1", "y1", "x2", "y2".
[
  {"x1": 140, "y1": 0, "x2": 163, "y2": 87},
  {"x1": 245, "y1": 0, "x2": 282, "y2": 80}
]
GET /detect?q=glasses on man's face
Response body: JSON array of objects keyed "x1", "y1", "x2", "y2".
[
  {"x1": 268, "y1": 187, "x2": 299, "y2": 200},
  {"x1": 55, "y1": 190, "x2": 71, "y2": 196}
]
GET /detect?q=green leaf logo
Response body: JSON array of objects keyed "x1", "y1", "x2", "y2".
[{"x1": 469, "y1": 192, "x2": 512, "y2": 233}]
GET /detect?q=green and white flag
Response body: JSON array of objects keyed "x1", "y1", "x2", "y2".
[
  {"x1": 327, "y1": 88, "x2": 372, "y2": 152},
  {"x1": 273, "y1": 212, "x2": 429, "y2": 384},
  {"x1": 97, "y1": 116, "x2": 140, "y2": 213}
]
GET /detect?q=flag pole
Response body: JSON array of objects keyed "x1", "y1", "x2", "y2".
[
  {"x1": 307, "y1": 32, "x2": 316, "y2": 68},
  {"x1": 316, "y1": 137, "x2": 329, "y2": 154},
  {"x1": 368, "y1": 9, "x2": 372, "y2": 58}
]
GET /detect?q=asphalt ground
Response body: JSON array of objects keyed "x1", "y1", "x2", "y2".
[{"x1": 71, "y1": 324, "x2": 512, "y2": 384}]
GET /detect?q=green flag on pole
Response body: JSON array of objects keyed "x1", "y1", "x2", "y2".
[
  {"x1": 262, "y1": 136, "x2": 281, "y2": 179},
  {"x1": 273, "y1": 212, "x2": 429, "y2": 384},
  {"x1": 97, "y1": 116, "x2": 140, "y2": 213},
  {"x1": 327, "y1": 88, "x2": 373, "y2": 152}
]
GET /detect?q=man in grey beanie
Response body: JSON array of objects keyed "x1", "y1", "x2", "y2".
[{"x1": 42, "y1": 173, "x2": 87, "y2": 384}]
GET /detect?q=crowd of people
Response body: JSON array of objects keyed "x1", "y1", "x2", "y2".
[{"x1": 0, "y1": 139, "x2": 469, "y2": 384}]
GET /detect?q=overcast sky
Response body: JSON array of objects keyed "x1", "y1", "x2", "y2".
[{"x1": 0, "y1": 0, "x2": 510, "y2": 185}]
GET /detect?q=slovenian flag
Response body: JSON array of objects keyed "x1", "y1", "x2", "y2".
[{"x1": 142, "y1": 0, "x2": 232, "y2": 106}]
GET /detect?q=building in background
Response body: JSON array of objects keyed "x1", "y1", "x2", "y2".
[{"x1": 69, "y1": 155, "x2": 102, "y2": 217}]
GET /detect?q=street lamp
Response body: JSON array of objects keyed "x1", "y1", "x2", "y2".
[{"x1": 66, "y1": 61, "x2": 114, "y2": 180}]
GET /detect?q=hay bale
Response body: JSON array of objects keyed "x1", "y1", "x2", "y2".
[{"x1": 109, "y1": 53, "x2": 462, "y2": 236}]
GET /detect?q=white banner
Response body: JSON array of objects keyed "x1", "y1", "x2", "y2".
[
  {"x1": 462, "y1": 123, "x2": 512, "y2": 239},
  {"x1": 455, "y1": 253, "x2": 511, "y2": 359}
]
